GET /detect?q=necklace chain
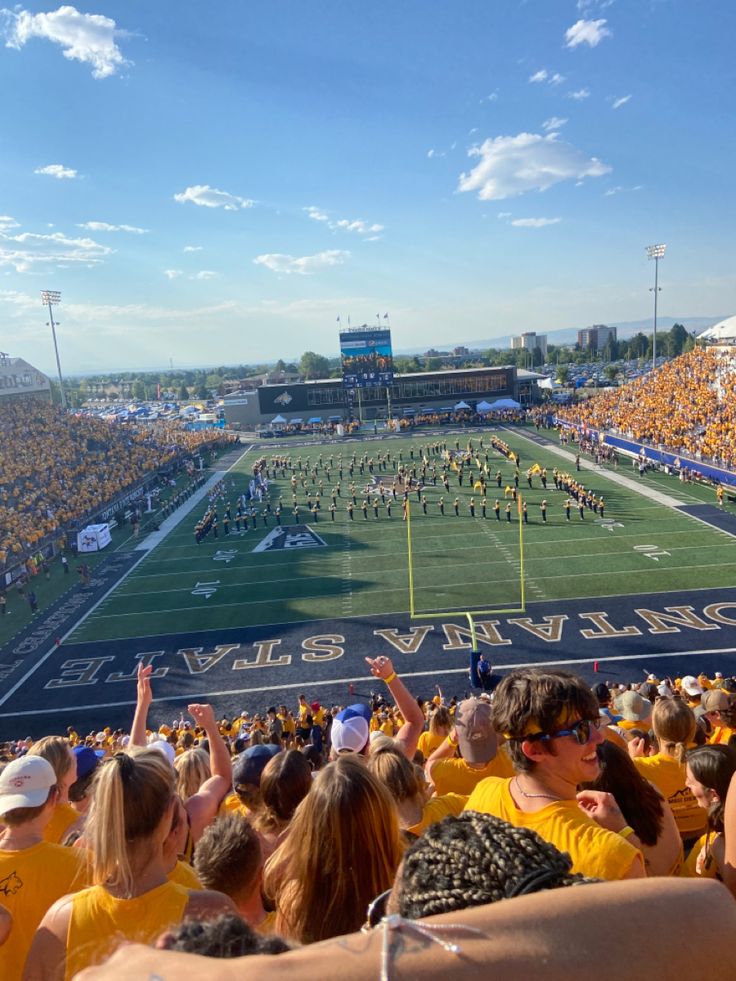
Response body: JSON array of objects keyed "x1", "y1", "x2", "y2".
[{"x1": 514, "y1": 777, "x2": 562, "y2": 802}]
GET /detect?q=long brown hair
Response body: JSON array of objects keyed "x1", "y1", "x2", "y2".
[
  {"x1": 580, "y1": 740, "x2": 663, "y2": 846},
  {"x1": 263, "y1": 755, "x2": 402, "y2": 943},
  {"x1": 252, "y1": 750, "x2": 312, "y2": 835},
  {"x1": 687, "y1": 745, "x2": 736, "y2": 834}
]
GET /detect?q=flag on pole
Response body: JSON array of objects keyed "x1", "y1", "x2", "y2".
[
  {"x1": 383, "y1": 312, "x2": 389, "y2": 319},
  {"x1": 336, "y1": 315, "x2": 341, "y2": 323}
]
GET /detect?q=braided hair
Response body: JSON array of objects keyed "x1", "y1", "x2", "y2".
[{"x1": 396, "y1": 811, "x2": 598, "y2": 920}]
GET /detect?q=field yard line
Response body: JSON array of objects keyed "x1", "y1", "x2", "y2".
[
  {"x1": 82, "y1": 556, "x2": 736, "y2": 625},
  {"x1": 505, "y1": 428, "x2": 686, "y2": 508},
  {"x1": 7, "y1": 645, "x2": 736, "y2": 718}
]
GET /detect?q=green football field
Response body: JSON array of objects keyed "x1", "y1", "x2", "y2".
[{"x1": 65, "y1": 425, "x2": 736, "y2": 645}]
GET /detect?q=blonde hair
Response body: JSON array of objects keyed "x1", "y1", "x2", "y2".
[
  {"x1": 87, "y1": 748, "x2": 175, "y2": 897},
  {"x1": 429, "y1": 706, "x2": 451, "y2": 737},
  {"x1": 368, "y1": 747, "x2": 421, "y2": 805},
  {"x1": 28, "y1": 735, "x2": 73, "y2": 782},
  {"x1": 174, "y1": 748, "x2": 211, "y2": 800},
  {"x1": 264, "y1": 755, "x2": 403, "y2": 943},
  {"x1": 653, "y1": 699, "x2": 696, "y2": 764}
]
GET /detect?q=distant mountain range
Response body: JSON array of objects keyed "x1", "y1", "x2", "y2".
[{"x1": 392, "y1": 315, "x2": 729, "y2": 356}]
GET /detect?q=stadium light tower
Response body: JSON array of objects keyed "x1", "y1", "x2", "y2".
[
  {"x1": 41, "y1": 289, "x2": 66, "y2": 408},
  {"x1": 646, "y1": 244, "x2": 666, "y2": 371}
]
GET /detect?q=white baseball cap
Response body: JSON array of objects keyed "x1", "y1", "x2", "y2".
[{"x1": 0, "y1": 756, "x2": 56, "y2": 812}]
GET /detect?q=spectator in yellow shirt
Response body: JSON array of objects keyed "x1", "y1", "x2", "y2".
[
  {"x1": 465, "y1": 669, "x2": 645, "y2": 881},
  {"x1": 701, "y1": 689, "x2": 736, "y2": 745},
  {"x1": 681, "y1": 744, "x2": 736, "y2": 880},
  {"x1": 425, "y1": 697, "x2": 513, "y2": 796}
]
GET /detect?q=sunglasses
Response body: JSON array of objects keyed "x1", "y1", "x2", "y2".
[{"x1": 527, "y1": 718, "x2": 601, "y2": 745}]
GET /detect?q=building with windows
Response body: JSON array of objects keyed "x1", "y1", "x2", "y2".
[
  {"x1": 577, "y1": 325, "x2": 617, "y2": 352},
  {"x1": 510, "y1": 332, "x2": 547, "y2": 358},
  {"x1": 222, "y1": 365, "x2": 541, "y2": 428}
]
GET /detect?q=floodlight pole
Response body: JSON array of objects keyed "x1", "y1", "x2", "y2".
[
  {"x1": 646, "y1": 245, "x2": 666, "y2": 372},
  {"x1": 41, "y1": 290, "x2": 66, "y2": 408}
]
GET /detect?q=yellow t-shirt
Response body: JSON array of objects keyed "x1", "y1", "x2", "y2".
[
  {"x1": 465, "y1": 777, "x2": 641, "y2": 880},
  {"x1": 632, "y1": 754, "x2": 707, "y2": 838},
  {"x1": 219, "y1": 791, "x2": 250, "y2": 818},
  {"x1": 43, "y1": 802, "x2": 79, "y2": 845},
  {"x1": 0, "y1": 841, "x2": 87, "y2": 981},
  {"x1": 417, "y1": 731, "x2": 446, "y2": 759},
  {"x1": 168, "y1": 860, "x2": 203, "y2": 889},
  {"x1": 65, "y1": 880, "x2": 191, "y2": 980},
  {"x1": 430, "y1": 750, "x2": 514, "y2": 796},
  {"x1": 680, "y1": 832, "x2": 721, "y2": 880},
  {"x1": 408, "y1": 793, "x2": 468, "y2": 836},
  {"x1": 709, "y1": 725, "x2": 736, "y2": 746}
]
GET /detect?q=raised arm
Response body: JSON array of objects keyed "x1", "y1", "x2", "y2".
[
  {"x1": 365, "y1": 655, "x2": 424, "y2": 760},
  {"x1": 129, "y1": 662, "x2": 153, "y2": 748},
  {"x1": 184, "y1": 703, "x2": 233, "y2": 843}
]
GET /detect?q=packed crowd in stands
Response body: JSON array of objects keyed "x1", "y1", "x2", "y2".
[
  {"x1": 0, "y1": 399, "x2": 237, "y2": 570},
  {"x1": 2, "y1": 658, "x2": 736, "y2": 977},
  {"x1": 556, "y1": 347, "x2": 736, "y2": 469}
]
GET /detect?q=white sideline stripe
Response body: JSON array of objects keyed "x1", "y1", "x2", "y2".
[{"x1": 3, "y1": 646, "x2": 736, "y2": 718}]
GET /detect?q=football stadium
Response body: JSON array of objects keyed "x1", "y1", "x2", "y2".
[{"x1": 2, "y1": 4, "x2": 736, "y2": 978}]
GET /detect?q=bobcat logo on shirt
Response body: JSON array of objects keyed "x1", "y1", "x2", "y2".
[{"x1": 0, "y1": 870, "x2": 22, "y2": 895}]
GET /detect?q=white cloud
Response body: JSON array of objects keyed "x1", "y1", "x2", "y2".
[
  {"x1": 190, "y1": 270, "x2": 218, "y2": 280},
  {"x1": 305, "y1": 206, "x2": 383, "y2": 236},
  {"x1": 0, "y1": 215, "x2": 20, "y2": 229},
  {"x1": 510, "y1": 217, "x2": 561, "y2": 228},
  {"x1": 542, "y1": 116, "x2": 568, "y2": 132},
  {"x1": 173, "y1": 185, "x2": 254, "y2": 211},
  {"x1": 497, "y1": 212, "x2": 512, "y2": 219},
  {"x1": 529, "y1": 69, "x2": 565, "y2": 86},
  {"x1": 163, "y1": 269, "x2": 182, "y2": 279},
  {"x1": 564, "y1": 18, "x2": 612, "y2": 48},
  {"x1": 458, "y1": 131, "x2": 611, "y2": 201},
  {"x1": 0, "y1": 229, "x2": 112, "y2": 272},
  {"x1": 183, "y1": 245, "x2": 202, "y2": 252},
  {"x1": 34, "y1": 163, "x2": 77, "y2": 179},
  {"x1": 77, "y1": 221, "x2": 148, "y2": 233},
  {"x1": 1, "y1": 5, "x2": 130, "y2": 78},
  {"x1": 253, "y1": 249, "x2": 350, "y2": 275},
  {"x1": 480, "y1": 90, "x2": 499, "y2": 103},
  {"x1": 611, "y1": 95, "x2": 631, "y2": 109},
  {"x1": 568, "y1": 88, "x2": 590, "y2": 101}
]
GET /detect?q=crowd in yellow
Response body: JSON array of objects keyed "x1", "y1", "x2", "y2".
[
  {"x1": 0, "y1": 399, "x2": 236, "y2": 568},
  {"x1": 557, "y1": 348, "x2": 736, "y2": 468}
]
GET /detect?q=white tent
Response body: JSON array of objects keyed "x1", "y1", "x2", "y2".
[
  {"x1": 699, "y1": 315, "x2": 736, "y2": 341},
  {"x1": 537, "y1": 377, "x2": 554, "y2": 390},
  {"x1": 454, "y1": 400, "x2": 471, "y2": 410},
  {"x1": 271, "y1": 414, "x2": 287, "y2": 424},
  {"x1": 476, "y1": 400, "x2": 493, "y2": 413}
]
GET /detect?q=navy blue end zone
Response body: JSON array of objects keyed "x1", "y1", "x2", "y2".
[
  {"x1": 677, "y1": 503, "x2": 736, "y2": 536},
  {"x1": 2, "y1": 586, "x2": 736, "y2": 738}
]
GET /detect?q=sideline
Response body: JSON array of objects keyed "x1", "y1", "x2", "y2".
[
  {"x1": 3, "y1": 644, "x2": 736, "y2": 719},
  {"x1": 504, "y1": 426, "x2": 687, "y2": 509}
]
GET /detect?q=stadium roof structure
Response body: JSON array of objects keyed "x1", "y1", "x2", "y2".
[{"x1": 699, "y1": 315, "x2": 736, "y2": 341}]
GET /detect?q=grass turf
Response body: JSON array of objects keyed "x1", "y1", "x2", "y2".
[{"x1": 64, "y1": 426, "x2": 736, "y2": 644}]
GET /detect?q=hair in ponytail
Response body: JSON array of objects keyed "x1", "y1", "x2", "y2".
[
  {"x1": 652, "y1": 698, "x2": 696, "y2": 764},
  {"x1": 87, "y1": 748, "x2": 175, "y2": 896}
]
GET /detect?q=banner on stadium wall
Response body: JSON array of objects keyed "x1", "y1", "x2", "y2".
[
  {"x1": 340, "y1": 328, "x2": 393, "y2": 389},
  {"x1": 77, "y1": 524, "x2": 112, "y2": 553}
]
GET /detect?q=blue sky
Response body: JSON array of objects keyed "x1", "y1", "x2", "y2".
[{"x1": 1, "y1": 0, "x2": 734, "y2": 373}]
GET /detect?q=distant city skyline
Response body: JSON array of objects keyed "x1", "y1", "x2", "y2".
[{"x1": 1, "y1": 1, "x2": 734, "y2": 373}]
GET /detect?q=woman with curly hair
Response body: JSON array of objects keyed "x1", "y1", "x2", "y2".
[{"x1": 391, "y1": 811, "x2": 598, "y2": 920}]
